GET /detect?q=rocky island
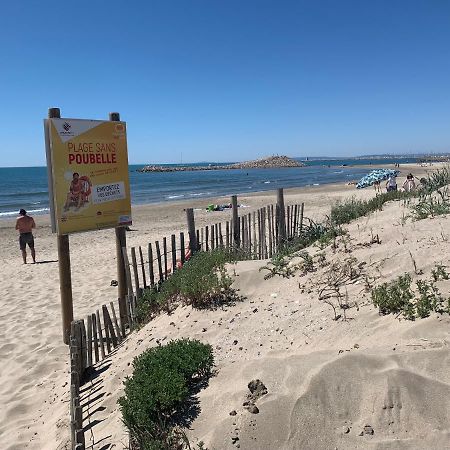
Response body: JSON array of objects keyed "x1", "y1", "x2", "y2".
[{"x1": 137, "y1": 155, "x2": 304, "y2": 173}]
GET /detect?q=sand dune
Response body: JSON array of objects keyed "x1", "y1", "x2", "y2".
[{"x1": 1, "y1": 164, "x2": 449, "y2": 449}]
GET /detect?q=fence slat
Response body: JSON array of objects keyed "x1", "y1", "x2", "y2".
[
  {"x1": 86, "y1": 315, "x2": 92, "y2": 368},
  {"x1": 155, "y1": 241, "x2": 164, "y2": 283},
  {"x1": 205, "y1": 226, "x2": 209, "y2": 251},
  {"x1": 130, "y1": 247, "x2": 140, "y2": 297},
  {"x1": 211, "y1": 224, "x2": 215, "y2": 250},
  {"x1": 103, "y1": 305, "x2": 118, "y2": 348},
  {"x1": 163, "y1": 237, "x2": 168, "y2": 279},
  {"x1": 218, "y1": 223, "x2": 224, "y2": 248},
  {"x1": 215, "y1": 223, "x2": 219, "y2": 248},
  {"x1": 102, "y1": 306, "x2": 112, "y2": 353},
  {"x1": 171, "y1": 234, "x2": 177, "y2": 273},
  {"x1": 225, "y1": 222, "x2": 229, "y2": 248},
  {"x1": 96, "y1": 310, "x2": 105, "y2": 360},
  {"x1": 148, "y1": 243, "x2": 155, "y2": 287},
  {"x1": 80, "y1": 320, "x2": 87, "y2": 373},
  {"x1": 110, "y1": 301, "x2": 123, "y2": 341},
  {"x1": 252, "y1": 211, "x2": 257, "y2": 259},
  {"x1": 138, "y1": 246, "x2": 147, "y2": 289},
  {"x1": 300, "y1": 202, "x2": 304, "y2": 233},
  {"x1": 262, "y1": 208, "x2": 267, "y2": 258},
  {"x1": 92, "y1": 313, "x2": 99, "y2": 363},
  {"x1": 180, "y1": 232, "x2": 185, "y2": 264}
]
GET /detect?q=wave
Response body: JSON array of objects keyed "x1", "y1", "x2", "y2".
[
  {"x1": 166, "y1": 194, "x2": 185, "y2": 199},
  {"x1": 0, "y1": 207, "x2": 50, "y2": 217}
]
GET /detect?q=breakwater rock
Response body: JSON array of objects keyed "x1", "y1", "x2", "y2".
[{"x1": 138, "y1": 155, "x2": 304, "y2": 173}]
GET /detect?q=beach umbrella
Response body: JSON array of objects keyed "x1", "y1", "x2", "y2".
[{"x1": 356, "y1": 169, "x2": 400, "y2": 189}]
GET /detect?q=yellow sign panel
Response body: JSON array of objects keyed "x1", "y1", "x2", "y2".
[{"x1": 47, "y1": 118, "x2": 132, "y2": 235}]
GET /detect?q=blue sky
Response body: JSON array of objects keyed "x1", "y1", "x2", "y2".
[{"x1": 1, "y1": 0, "x2": 449, "y2": 166}]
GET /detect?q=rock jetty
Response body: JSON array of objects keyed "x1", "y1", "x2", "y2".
[{"x1": 138, "y1": 155, "x2": 304, "y2": 173}]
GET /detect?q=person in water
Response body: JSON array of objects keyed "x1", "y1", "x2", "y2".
[{"x1": 15, "y1": 209, "x2": 36, "y2": 264}]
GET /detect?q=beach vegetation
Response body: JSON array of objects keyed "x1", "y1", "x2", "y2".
[
  {"x1": 410, "y1": 186, "x2": 450, "y2": 220},
  {"x1": 118, "y1": 338, "x2": 214, "y2": 450},
  {"x1": 372, "y1": 272, "x2": 450, "y2": 320},
  {"x1": 330, "y1": 166, "x2": 450, "y2": 225},
  {"x1": 329, "y1": 191, "x2": 411, "y2": 226},
  {"x1": 317, "y1": 256, "x2": 364, "y2": 320},
  {"x1": 137, "y1": 249, "x2": 241, "y2": 323},
  {"x1": 431, "y1": 264, "x2": 449, "y2": 282}
]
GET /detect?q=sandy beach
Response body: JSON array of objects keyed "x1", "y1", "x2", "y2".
[{"x1": 1, "y1": 163, "x2": 449, "y2": 449}]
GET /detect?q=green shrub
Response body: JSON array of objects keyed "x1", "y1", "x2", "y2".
[
  {"x1": 119, "y1": 339, "x2": 214, "y2": 450},
  {"x1": 431, "y1": 264, "x2": 449, "y2": 281},
  {"x1": 416, "y1": 280, "x2": 446, "y2": 317},
  {"x1": 372, "y1": 273, "x2": 450, "y2": 320},
  {"x1": 372, "y1": 274, "x2": 415, "y2": 317},
  {"x1": 330, "y1": 191, "x2": 411, "y2": 226},
  {"x1": 411, "y1": 187, "x2": 450, "y2": 220},
  {"x1": 137, "y1": 249, "x2": 240, "y2": 323}
]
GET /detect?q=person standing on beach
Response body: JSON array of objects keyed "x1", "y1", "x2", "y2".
[
  {"x1": 386, "y1": 175, "x2": 397, "y2": 192},
  {"x1": 15, "y1": 209, "x2": 36, "y2": 264}
]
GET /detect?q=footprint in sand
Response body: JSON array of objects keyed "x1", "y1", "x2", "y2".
[{"x1": 381, "y1": 383, "x2": 402, "y2": 430}]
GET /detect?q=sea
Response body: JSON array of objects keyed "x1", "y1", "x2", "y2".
[{"x1": 0, "y1": 158, "x2": 419, "y2": 218}]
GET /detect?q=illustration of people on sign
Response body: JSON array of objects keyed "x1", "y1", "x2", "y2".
[{"x1": 63, "y1": 172, "x2": 92, "y2": 211}]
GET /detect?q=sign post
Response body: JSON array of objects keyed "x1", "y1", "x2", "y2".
[
  {"x1": 110, "y1": 112, "x2": 128, "y2": 335},
  {"x1": 49, "y1": 107, "x2": 73, "y2": 344},
  {"x1": 45, "y1": 108, "x2": 132, "y2": 343}
]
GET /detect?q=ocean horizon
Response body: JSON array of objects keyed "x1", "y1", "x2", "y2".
[{"x1": 0, "y1": 157, "x2": 419, "y2": 218}]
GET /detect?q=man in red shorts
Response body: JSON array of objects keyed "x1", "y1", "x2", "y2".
[{"x1": 15, "y1": 209, "x2": 36, "y2": 264}]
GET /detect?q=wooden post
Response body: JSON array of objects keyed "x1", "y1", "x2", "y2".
[
  {"x1": 277, "y1": 188, "x2": 286, "y2": 244},
  {"x1": 48, "y1": 108, "x2": 74, "y2": 344},
  {"x1": 231, "y1": 195, "x2": 240, "y2": 247},
  {"x1": 130, "y1": 247, "x2": 140, "y2": 297},
  {"x1": 163, "y1": 237, "x2": 168, "y2": 279},
  {"x1": 80, "y1": 320, "x2": 87, "y2": 373},
  {"x1": 241, "y1": 216, "x2": 245, "y2": 249},
  {"x1": 293, "y1": 204, "x2": 298, "y2": 237},
  {"x1": 286, "y1": 205, "x2": 290, "y2": 239},
  {"x1": 96, "y1": 310, "x2": 105, "y2": 360},
  {"x1": 102, "y1": 307, "x2": 112, "y2": 354},
  {"x1": 138, "y1": 246, "x2": 147, "y2": 289},
  {"x1": 171, "y1": 234, "x2": 177, "y2": 273},
  {"x1": 148, "y1": 243, "x2": 155, "y2": 287},
  {"x1": 299, "y1": 202, "x2": 304, "y2": 233},
  {"x1": 180, "y1": 232, "x2": 185, "y2": 264},
  {"x1": 86, "y1": 315, "x2": 93, "y2": 368},
  {"x1": 262, "y1": 208, "x2": 267, "y2": 258},
  {"x1": 186, "y1": 208, "x2": 197, "y2": 253},
  {"x1": 109, "y1": 112, "x2": 129, "y2": 333},
  {"x1": 205, "y1": 226, "x2": 209, "y2": 251},
  {"x1": 267, "y1": 206, "x2": 273, "y2": 258},
  {"x1": 110, "y1": 301, "x2": 123, "y2": 341},
  {"x1": 270, "y1": 204, "x2": 276, "y2": 253},
  {"x1": 219, "y1": 223, "x2": 224, "y2": 247},
  {"x1": 257, "y1": 209, "x2": 262, "y2": 259},
  {"x1": 214, "y1": 223, "x2": 219, "y2": 248},
  {"x1": 252, "y1": 211, "x2": 257, "y2": 259},
  {"x1": 155, "y1": 241, "x2": 164, "y2": 282},
  {"x1": 211, "y1": 224, "x2": 215, "y2": 250},
  {"x1": 92, "y1": 313, "x2": 99, "y2": 363},
  {"x1": 200, "y1": 228, "x2": 204, "y2": 251},
  {"x1": 247, "y1": 214, "x2": 252, "y2": 254}
]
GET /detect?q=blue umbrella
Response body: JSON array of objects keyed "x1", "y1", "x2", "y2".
[{"x1": 356, "y1": 169, "x2": 400, "y2": 189}]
